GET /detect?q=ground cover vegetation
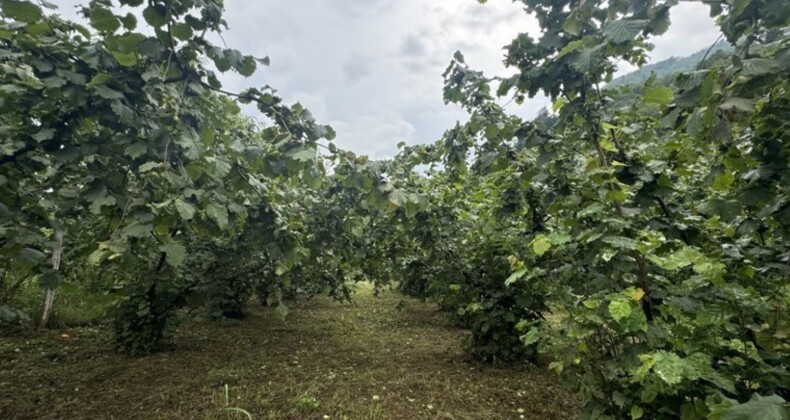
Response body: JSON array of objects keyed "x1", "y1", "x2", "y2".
[{"x1": 1, "y1": 0, "x2": 788, "y2": 418}]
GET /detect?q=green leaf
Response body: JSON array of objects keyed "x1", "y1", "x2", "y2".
[
  {"x1": 160, "y1": 243, "x2": 187, "y2": 268},
  {"x1": 700, "y1": 199, "x2": 742, "y2": 222},
  {"x1": 603, "y1": 19, "x2": 649, "y2": 43},
  {"x1": 32, "y1": 129, "x2": 55, "y2": 142},
  {"x1": 722, "y1": 394, "x2": 788, "y2": 420},
  {"x1": 17, "y1": 247, "x2": 45, "y2": 263},
  {"x1": 608, "y1": 299, "x2": 632, "y2": 322},
  {"x1": 603, "y1": 236, "x2": 638, "y2": 251},
  {"x1": 38, "y1": 272, "x2": 61, "y2": 290},
  {"x1": 521, "y1": 327, "x2": 540, "y2": 346},
  {"x1": 276, "y1": 302, "x2": 290, "y2": 319},
  {"x1": 88, "y1": 249, "x2": 109, "y2": 265},
  {"x1": 530, "y1": 234, "x2": 552, "y2": 256},
  {"x1": 643, "y1": 86, "x2": 674, "y2": 105},
  {"x1": 720, "y1": 97, "x2": 756, "y2": 112},
  {"x1": 652, "y1": 351, "x2": 685, "y2": 385},
  {"x1": 111, "y1": 101, "x2": 135, "y2": 121},
  {"x1": 93, "y1": 85, "x2": 124, "y2": 100},
  {"x1": 712, "y1": 172, "x2": 734, "y2": 191},
  {"x1": 631, "y1": 406, "x2": 644, "y2": 420},
  {"x1": 142, "y1": 5, "x2": 167, "y2": 27},
  {"x1": 121, "y1": 223, "x2": 152, "y2": 238},
  {"x1": 741, "y1": 58, "x2": 779, "y2": 77},
  {"x1": 119, "y1": 13, "x2": 137, "y2": 30},
  {"x1": 388, "y1": 189, "x2": 409, "y2": 207},
  {"x1": 582, "y1": 299, "x2": 600, "y2": 309},
  {"x1": 124, "y1": 143, "x2": 147, "y2": 159},
  {"x1": 571, "y1": 43, "x2": 606, "y2": 73},
  {"x1": 649, "y1": 247, "x2": 699, "y2": 271},
  {"x1": 238, "y1": 56, "x2": 257, "y2": 77},
  {"x1": 89, "y1": 7, "x2": 120, "y2": 33},
  {"x1": 548, "y1": 232, "x2": 572, "y2": 245},
  {"x1": 557, "y1": 40, "x2": 585, "y2": 59},
  {"x1": 171, "y1": 22, "x2": 193, "y2": 40},
  {"x1": 579, "y1": 202, "x2": 605, "y2": 217},
  {"x1": 138, "y1": 162, "x2": 161, "y2": 173},
  {"x1": 504, "y1": 268, "x2": 528, "y2": 286},
  {"x1": 174, "y1": 199, "x2": 196, "y2": 221},
  {"x1": 1, "y1": 0, "x2": 43, "y2": 23},
  {"x1": 89, "y1": 195, "x2": 116, "y2": 215},
  {"x1": 562, "y1": 9, "x2": 584, "y2": 36},
  {"x1": 207, "y1": 203, "x2": 229, "y2": 229},
  {"x1": 111, "y1": 50, "x2": 137, "y2": 67},
  {"x1": 290, "y1": 147, "x2": 317, "y2": 162}
]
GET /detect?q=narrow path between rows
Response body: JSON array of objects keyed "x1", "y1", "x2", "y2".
[{"x1": 0, "y1": 283, "x2": 578, "y2": 419}]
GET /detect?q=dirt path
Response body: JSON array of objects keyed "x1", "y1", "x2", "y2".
[{"x1": 0, "y1": 283, "x2": 578, "y2": 419}]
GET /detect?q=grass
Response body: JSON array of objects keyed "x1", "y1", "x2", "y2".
[
  {"x1": 2, "y1": 280, "x2": 115, "y2": 328},
  {"x1": 0, "y1": 283, "x2": 579, "y2": 419}
]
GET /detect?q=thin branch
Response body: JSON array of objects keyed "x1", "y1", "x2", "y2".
[{"x1": 696, "y1": 33, "x2": 725, "y2": 70}]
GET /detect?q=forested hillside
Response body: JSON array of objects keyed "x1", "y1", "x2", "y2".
[
  {"x1": 1, "y1": 0, "x2": 788, "y2": 419},
  {"x1": 607, "y1": 40, "x2": 732, "y2": 88}
]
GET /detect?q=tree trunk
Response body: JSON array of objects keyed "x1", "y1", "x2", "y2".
[{"x1": 38, "y1": 228, "x2": 64, "y2": 329}]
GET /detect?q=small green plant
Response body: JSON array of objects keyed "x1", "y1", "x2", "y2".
[{"x1": 297, "y1": 392, "x2": 321, "y2": 412}]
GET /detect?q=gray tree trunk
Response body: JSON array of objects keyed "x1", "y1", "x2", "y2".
[{"x1": 38, "y1": 228, "x2": 63, "y2": 329}]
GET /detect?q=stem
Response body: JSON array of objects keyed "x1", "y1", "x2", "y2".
[
  {"x1": 38, "y1": 227, "x2": 64, "y2": 328},
  {"x1": 655, "y1": 196, "x2": 692, "y2": 245},
  {"x1": 586, "y1": 89, "x2": 654, "y2": 321}
]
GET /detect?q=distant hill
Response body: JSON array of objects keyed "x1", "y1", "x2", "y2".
[{"x1": 607, "y1": 41, "x2": 733, "y2": 89}]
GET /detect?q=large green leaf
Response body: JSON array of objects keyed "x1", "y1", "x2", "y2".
[
  {"x1": 723, "y1": 394, "x2": 788, "y2": 420},
  {"x1": 643, "y1": 86, "x2": 674, "y2": 105},
  {"x1": 700, "y1": 199, "x2": 742, "y2": 222},
  {"x1": 0, "y1": 0, "x2": 42, "y2": 23},
  {"x1": 740, "y1": 58, "x2": 778, "y2": 77},
  {"x1": 603, "y1": 236, "x2": 638, "y2": 251},
  {"x1": 530, "y1": 235, "x2": 552, "y2": 256},
  {"x1": 504, "y1": 268, "x2": 528, "y2": 286},
  {"x1": 171, "y1": 23, "x2": 193, "y2": 41},
  {"x1": 289, "y1": 147, "x2": 317, "y2": 162},
  {"x1": 206, "y1": 203, "x2": 229, "y2": 229},
  {"x1": 387, "y1": 189, "x2": 409, "y2": 207},
  {"x1": 160, "y1": 243, "x2": 187, "y2": 268},
  {"x1": 570, "y1": 43, "x2": 606, "y2": 73},
  {"x1": 142, "y1": 5, "x2": 167, "y2": 27},
  {"x1": 89, "y1": 6, "x2": 121, "y2": 33},
  {"x1": 562, "y1": 9, "x2": 584, "y2": 36},
  {"x1": 608, "y1": 299, "x2": 632, "y2": 322},
  {"x1": 651, "y1": 351, "x2": 685, "y2": 385},
  {"x1": 603, "y1": 19, "x2": 649, "y2": 43},
  {"x1": 174, "y1": 199, "x2": 196, "y2": 221}
]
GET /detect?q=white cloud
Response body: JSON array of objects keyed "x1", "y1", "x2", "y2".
[
  {"x1": 50, "y1": 0, "x2": 721, "y2": 159},
  {"x1": 330, "y1": 112, "x2": 416, "y2": 160}
]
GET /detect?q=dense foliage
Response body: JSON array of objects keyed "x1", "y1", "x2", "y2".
[
  {"x1": 375, "y1": 0, "x2": 789, "y2": 418},
  {"x1": 2, "y1": 0, "x2": 789, "y2": 418},
  {"x1": 0, "y1": 0, "x2": 415, "y2": 354}
]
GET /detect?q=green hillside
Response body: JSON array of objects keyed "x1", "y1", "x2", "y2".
[{"x1": 607, "y1": 40, "x2": 732, "y2": 88}]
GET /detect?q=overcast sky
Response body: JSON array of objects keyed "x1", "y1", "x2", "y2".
[{"x1": 54, "y1": 0, "x2": 721, "y2": 159}]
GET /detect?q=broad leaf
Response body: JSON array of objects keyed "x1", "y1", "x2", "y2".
[
  {"x1": 160, "y1": 243, "x2": 187, "y2": 268},
  {"x1": 0, "y1": 0, "x2": 42, "y2": 23},
  {"x1": 603, "y1": 19, "x2": 649, "y2": 43}
]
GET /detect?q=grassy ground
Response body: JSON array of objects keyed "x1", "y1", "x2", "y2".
[{"x1": 0, "y1": 283, "x2": 579, "y2": 419}]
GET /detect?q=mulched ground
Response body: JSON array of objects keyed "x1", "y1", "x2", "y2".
[{"x1": 0, "y1": 283, "x2": 579, "y2": 419}]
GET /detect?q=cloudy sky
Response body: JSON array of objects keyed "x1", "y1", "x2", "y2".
[{"x1": 54, "y1": 0, "x2": 721, "y2": 159}]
